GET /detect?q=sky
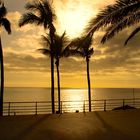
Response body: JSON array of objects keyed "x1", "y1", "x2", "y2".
[{"x1": 2, "y1": 0, "x2": 140, "y2": 88}]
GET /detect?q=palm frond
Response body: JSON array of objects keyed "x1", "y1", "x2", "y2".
[
  {"x1": 41, "y1": 34, "x2": 51, "y2": 47},
  {"x1": 38, "y1": 48, "x2": 51, "y2": 56},
  {"x1": 82, "y1": 33, "x2": 93, "y2": 49},
  {"x1": 39, "y1": 0, "x2": 56, "y2": 29},
  {"x1": 25, "y1": 0, "x2": 50, "y2": 28},
  {"x1": 25, "y1": 1, "x2": 38, "y2": 10},
  {"x1": 69, "y1": 33, "x2": 93, "y2": 49},
  {"x1": 124, "y1": 26, "x2": 140, "y2": 45},
  {"x1": 19, "y1": 12, "x2": 41, "y2": 27},
  {"x1": 0, "y1": 18, "x2": 11, "y2": 34},
  {"x1": 69, "y1": 37, "x2": 81, "y2": 49},
  {"x1": 25, "y1": 1, "x2": 42, "y2": 12},
  {"x1": 68, "y1": 49, "x2": 85, "y2": 58},
  {"x1": 53, "y1": 34, "x2": 62, "y2": 55},
  {"x1": 0, "y1": 2, "x2": 7, "y2": 18},
  {"x1": 101, "y1": 11, "x2": 140, "y2": 43},
  {"x1": 60, "y1": 46, "x2": 70, "y2": 57},
  {"x1": 85, "y1": 0, "x2": 140, "y2": 33},
  {"x1": 61, "y1": 31, "x2": 66, "y2": 38},
  {"x1": 69, "y1": 33, "x2": 94, "y2": 58},
  {"x1": 39, "y1": 30, "x2": 70, "y2": 60},
  {"x1": 60, "y1": 31, "x2": 67, "y2": 46},
  {"x1": 58, "y1": 31, "x2": 69, "y2": 50},
  {"x1": 52, "y1": 31, "x2": 70, "y2": 57},
  {"x1": 87, "y1": 48, "x2": 94, "y2": 58},
  {"x1": 41, "y1": 0, "x2": 54, "y2": 16}
]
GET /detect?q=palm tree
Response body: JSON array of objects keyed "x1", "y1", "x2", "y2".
[
  {"x1": 86, "y1": 0, "x2": 140, "y2": 45},
  {"x1": 70, "y1": 33, "x2": 94, "y2": 112},
  {"x1": 19, "y1": 0, "x2": 56, "y2": 113},
  {"x1": 0, "y1": 1, "x2": 11, "y2": 116},
  {"x1": 39, "y1": 32, "x2": 69, "y2": 113}
]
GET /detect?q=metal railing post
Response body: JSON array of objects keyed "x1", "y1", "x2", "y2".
[
  {"x1": 83, "y1": 100, "x2": 85, "y2": 113},
  {"x1": 8, "y1": 102, "x2": 10, "y2": 116},
  {"x1": 35, "y1": 102, "x2": 37, "y2": 115},
  {"x1": 104, "y1": 100, "x2": 106, "y2": 111},
  {"x1": 133, "y1": 88, "x2": 135, "y2": 107},
  {"x1": 123, "y1": 99, "x2": 125, "y2": 110},
  {"x1": 133, "y1": 98, "x2": 135, "y2": 108},
  {"x1": 60, "y1": 101, "x2": 62, "y2": 114}
]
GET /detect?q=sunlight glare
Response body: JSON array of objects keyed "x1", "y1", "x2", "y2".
[
  {"x1": 55, "y1": 1, "x2": 95, "y2": 39},
  {"x1": 62, "y1": 89, "x2": 87, "y2": 112}
]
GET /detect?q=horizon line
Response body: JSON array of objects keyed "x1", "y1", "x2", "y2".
[{"x1": 4, "y1": 86, "x2": 140, "y2": 89}]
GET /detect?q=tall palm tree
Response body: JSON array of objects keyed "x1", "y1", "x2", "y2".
[
  {"x1": 19, "y1": 0, "x2": 56, "y2": 113},
  {"x1": 70, "y1": 33, "x2": 94, "y2": 112},
  {"x1": 86, "y1": 0, "x2": 140, "y2": 45},
  {"x1": 0, "y1": 1, "x2": 11, "y2": 116},
  {"x1": 39, "y1": 32, "x2": 70, "y2": 113}
]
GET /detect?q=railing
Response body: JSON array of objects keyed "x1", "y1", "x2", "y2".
[
  {"x1": 3, "y1": 101, "x2": 52, "y2": 116},
  {"x1": 3, "y1": 98, "x2": 140, "y2": 116}
]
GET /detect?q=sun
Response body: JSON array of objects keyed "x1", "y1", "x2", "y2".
[
  {"x1": 57, "y1": 9, "x2": 90, "y2": 38},
  {"x1": 54, "y1": 1, "x2": 95, "y2": 39}
]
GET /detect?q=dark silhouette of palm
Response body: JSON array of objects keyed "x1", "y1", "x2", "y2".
[
  {"x1": 86, "y1": 0, "x2": 140, "y2": 45},
  {"x1": 19, "y1": 0, "x2": 56, "y2": 113},
  {"x1": 39, "y1": 32, "x2": 70, "y2": 113},
  {"x1": 0, "y1": 1, "x2": 11, "y2": 116},
  {"x1": 70, "y1": 33, "x2": 94, "y2": 112}
]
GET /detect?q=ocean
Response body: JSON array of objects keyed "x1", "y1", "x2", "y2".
[
  {"x1": 3, "y1": 87, "x2": 140, "y2": 115},
  {"x1": 4, "y1": 87, "x2": 140, "y2": 102}
]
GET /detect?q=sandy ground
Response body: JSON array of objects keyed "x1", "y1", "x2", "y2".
[{"x1": 0, "y1": 109, "x2": 140, "y2": 140}]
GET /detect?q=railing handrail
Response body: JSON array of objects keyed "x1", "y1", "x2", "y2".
[
  {"x1": 2, "y1": 97, "x2": 140, "y2": 116},
  {"x1": 3, "y1": 101, "x2": 52, "y2": 104},
  {"x1": 3, "y1": 97, "x2": 140, "y2": 104}
]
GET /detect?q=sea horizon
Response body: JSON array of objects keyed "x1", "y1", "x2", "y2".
[
  {"x1": 4, "y1": 87, "x2": 140, "y2": 102},
  {"x1": 4, "y1": 86, "x2": 140, "y2": 89}
]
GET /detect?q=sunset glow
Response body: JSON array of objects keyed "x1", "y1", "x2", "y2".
[
  {"x1": 1, "y1": 1, "x2": 140, "y2": 139},
  {"x1": 2, "y1": 0, "x2": 140, "y2": 88}
]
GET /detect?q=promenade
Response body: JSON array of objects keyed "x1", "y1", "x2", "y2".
[{"x1": 0, "y1": 109, "x2": 140, "y2": 140}]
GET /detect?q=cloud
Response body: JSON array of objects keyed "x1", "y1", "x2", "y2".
[
  {"x1": 4, "y1": 0, "x2": 26, "y2": 12},
  {"x1": 7, "y1": 11, "x2": 44, "y2": 34},
  {"x1": 91, "y1": 26, "x2": 140, "y2": 76},
  {"x1": 3, "y1": 11, "x2": 45, "y2": 58},
  {"x1": 4, "y1": 52, "x2": 51, "y2": 73},
  {"x1": 4, "y1": 13, "x2": 140, "y2": 77},
  {"x1": 3, "y1": 0, "x2": 140, "y2": 87}
]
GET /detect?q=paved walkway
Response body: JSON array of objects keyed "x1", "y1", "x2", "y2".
[{"x1": 0, "y1": 109, "x2": 140, "y2": 140}]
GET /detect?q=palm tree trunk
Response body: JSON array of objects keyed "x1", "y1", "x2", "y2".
[
  {"x1": 50, "y1": 53, "x2": 55, "y2": 113},
  {"x1": 55, "y1": 59, "x2": 61, "y2": 113},
  {"x1": 0, "y1": 37, "x2": 4, "y2": 116},
  {"x1": 86, "y1": 57, "x2": 91, "y2": 112},
  {"x1": 50, "y1": 24, "x2": 55, "y2": 114}
]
